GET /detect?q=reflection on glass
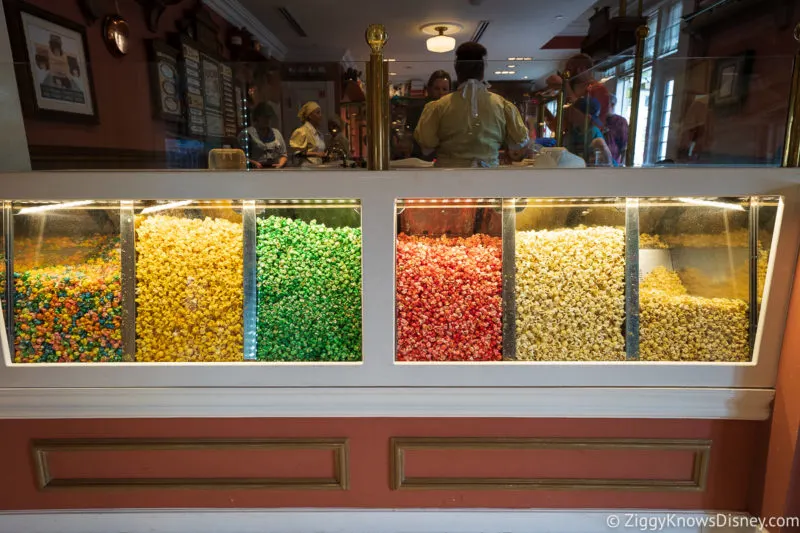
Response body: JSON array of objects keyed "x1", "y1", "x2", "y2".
[
  {"x1": 12, "y1": 202, "x2": 122, "y2": 363},
  {"x1": 135, "y1": 201, "x2": 243, "y2": 362},
  {"x1": 515, "y1": 198, "x2": 626, "y2": 361},
  {"x1": 638, "y1": 197, "x2": 769, "y2": 362},
  {"x1": 395, "y1": 199, "x2": 503, "y2": 362},
  {"x1": 255, "y1": 200, "x2": 362, "y2": 362}
]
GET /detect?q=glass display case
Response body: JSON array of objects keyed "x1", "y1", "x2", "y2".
[
  {"x1": 394, "y1": 196, "x2": 781, "y2": 363},
  {"x1": 2, "y1": 199, "x2": 363, "y2": 364}
]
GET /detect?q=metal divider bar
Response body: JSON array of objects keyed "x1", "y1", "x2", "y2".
[
  {"x1": 3, "y1": 202, "x2": 14, "y2": 353},
  {"x1": 501, "y1": 199, "x2": 517, "y2": 361},
  {"x1": 625, "y1": 198, "x2": 641, "y2": 361},
  {"x1": 243, "y1": 201, "x2": 258, "y2": 361},
  {"x1": 749, "y1": 197, "x2": 760, "y2": 353},
  {"x1": 119, "y1": 201, "x2": 136, "y2": 361}
]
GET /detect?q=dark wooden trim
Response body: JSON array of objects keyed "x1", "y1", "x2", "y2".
[{"x1": 29, "y1": 145, "x2": 168, "y2": 170}]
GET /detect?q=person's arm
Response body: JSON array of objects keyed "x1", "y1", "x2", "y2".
[
  {"x1": 588, "y1": 137, "x2": 614, "y2": 167},
  {"x1": 274, "y1": 130, "x2": 288, "y2": 168},
  {"x1": 289, "y1": 127, "x2": 312, "y2": 160},
  {"x1": 504, "y1": 100, "x2": 530, "y2": 153},
  {"x1": 413, "y1": 101, "x2": 440, "y2": 156}
]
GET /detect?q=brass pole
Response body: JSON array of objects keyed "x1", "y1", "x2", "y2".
[
  {"x1": 625, "y1": 25, "x2": 650, "y2": 168},
  {"x1": 555, "y1": 71, "x2": 570, "y2": 147},
  {"x1": 782, "y1": 23, "x2": 800, "y2": 168},
  {"x1": 536, "y1": 100, "x2": 546, "y2": 139},
  {"x1": 365, "y1": 24, "x2": 389, "y2": 170},
  {"x1": 637, "y1": 0, "x2": 643, "y2": 17},
  {"x1": 619, "y1": 0, "x2": 627, "y2": 17}
]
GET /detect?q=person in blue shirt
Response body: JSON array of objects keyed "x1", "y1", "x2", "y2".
[{"x1": 565, "y1": 96, "x2": 614, "y2": 166}]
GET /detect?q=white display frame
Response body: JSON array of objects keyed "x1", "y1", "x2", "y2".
[{"x1": 0, "y1": 168, "x2": 798, "y2": 419}]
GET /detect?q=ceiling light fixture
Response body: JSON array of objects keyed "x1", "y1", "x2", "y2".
[
  {"x1": 507, "y1": 64, "x2": 516, "y2": 68},
  {"x1": 427, "y1": 26, "x2": 455, "y2": 53},
  {"x1": 421, "y1": 22, "x2": 462, "y2": 54}
]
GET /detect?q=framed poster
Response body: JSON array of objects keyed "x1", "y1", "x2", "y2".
[
  {"x1": 147, "y1": 39, "x2": 182, "y2": 122},
  {"x1": 7, "y1": 2, "x2": 98, "y2": 122}
]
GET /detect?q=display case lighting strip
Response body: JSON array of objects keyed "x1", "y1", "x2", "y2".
[
  {"x1": 677, "y1": 198, "x2": 745, "y2": 211},
  {"x1": 17, "y1": 200, "x2": 94, "y2": 214},
  {"x1": 140, "y1": 200, "x2": 193, "y2": 214}
]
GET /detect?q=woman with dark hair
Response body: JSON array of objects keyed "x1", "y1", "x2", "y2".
[
  {"x1": 426, "y1": 70, "x2": 452, "y2": 100},
  {"x1": 406, "y1": 70, "x2": 453, "y2": 160},
  {"x1": 238, "y1": 102, "x2": 287, "y2": 169},
  {"x1": 414, "y1": 42, "x2": 529, "y2": 167}
]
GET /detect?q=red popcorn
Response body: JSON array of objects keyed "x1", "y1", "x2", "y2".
[{"x1": 396, "y1": 233, "x2": 503, "y2": 362}]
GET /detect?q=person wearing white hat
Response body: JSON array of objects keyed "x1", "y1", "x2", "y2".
[{"x1": 290, "y1": 101, "x2": 327, "y2": 166}]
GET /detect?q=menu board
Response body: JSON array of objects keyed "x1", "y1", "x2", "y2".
[
  {"x1": 201, "y1": 53, "x2": 224, "y2": 138},
  {"x1": 221, "y1": 64, "x2": 237, "y2": 138},
  {"x1": 181, "y1": 43, "x2": 205, "y2": 137}
]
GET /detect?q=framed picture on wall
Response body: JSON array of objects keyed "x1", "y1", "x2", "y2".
[
  {"x1": 711, "y1": 51, "x2": 754, "y2": 108},
  {"x1": 6, "y1": 2, "x2": 99, "y2": 122}
]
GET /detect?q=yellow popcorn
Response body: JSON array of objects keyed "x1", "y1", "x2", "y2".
[
  {"x1": 640, "y1": 266, "x2": 750, "y2": 362},
  {"x1": 135, "y1": 215, "x2": 244, "y2": 362},
  {"x1": 515, "y1": 225, "x2": 626, "y2": 361}
]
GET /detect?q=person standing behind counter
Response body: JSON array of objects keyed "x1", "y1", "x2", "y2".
[
  {"x1": 238, "y1": 103, "x2": 287, "y2": 169},
  {"x1": 414, "y1": 42, "x2": 529, "y2": 168},
  {"x1": 290, "y1": 101, "x2": 327, "y2": 166},
  {"x1": 408, "y1": 70, "x2": 452, "y2": 161}
]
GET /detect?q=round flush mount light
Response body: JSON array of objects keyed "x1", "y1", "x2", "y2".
[{"x1": 421, "y1": 23, "x2": 462, "y2": 53}]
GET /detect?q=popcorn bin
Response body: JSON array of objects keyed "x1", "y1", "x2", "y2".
[
  {"x1": 254, "y1": 200, "x2": 362, "y2": 362},
  {"x1": 638, "y1": 196, "x2": 780, "y2": 362},
  {"x1": 395, "y1": 199, "x2": 505, "y2": 362},
  {"x1": 133, "y1": 200, "x2": 244, "y2": 363},
  {"x1": 513, "y1": 198, "x2": 628, "y2": 362},
  {"x1": 4, "y1": 201, "x2": 125, "y2": 363}
]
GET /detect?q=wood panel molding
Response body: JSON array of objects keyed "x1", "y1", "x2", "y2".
[
  {"x1": 390, "y1": 437, "x2": 711, "y2": 492},
  {"x1": 31, "y1": 437, "x2": 349, "y2": 490},
  {"x1": 29, "y1": 145, "x2": 169, "y2": 170}
]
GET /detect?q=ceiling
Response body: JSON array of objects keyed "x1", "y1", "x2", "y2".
[{"x1": 237, "y1": 0, "x2": 601, "y2": 86}]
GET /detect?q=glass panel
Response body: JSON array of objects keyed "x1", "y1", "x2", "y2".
[
  {"x1": 134, "y1": 201, "x2": 243, "y2": 362},
  {"x1": 11, "y1": 57, "x2": 369, "y2": 171},
  {"x1": 395, "y1": 199, "x2": 503, "y2": 362},
  {"x1": 256, "y1": 201, "x2": 362, "y2": 362},
  {"x1": 639, "y1": 197, "x2": 753, "y2": 361},
  {"x1": 515, "y1": 198, "x2": 627, "y2": 361},
  {"x1": 11, "y1": 201, "x2": 122, "y2": 363},
  {"x1": 755, "y1": 197, "x2": 781, "y2": 320}
]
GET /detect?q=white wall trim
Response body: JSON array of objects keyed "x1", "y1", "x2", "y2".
[
  {"x1": 202, "y1": 0, "x2": 288, "y2": 60},
  {"x1": 0, "y1": 509, "x2": 767, "y2": 533},
  {"x1": 0, "y1": 387, "x2": 774, "y2": 419}
]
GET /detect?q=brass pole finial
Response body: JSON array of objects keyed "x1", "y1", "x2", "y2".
[
  {"x1": 365, "y1": 24, "x2": 390, "y2": 170},
  {"x1": 366, "y1": 24, "x2": 388, "y2": 54}
]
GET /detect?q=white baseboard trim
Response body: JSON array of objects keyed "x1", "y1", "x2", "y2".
[
  {"x1": 0, "y1": 387, "x2": 775, "y2": 420},
  {"x1": 0, "y1": 509, "x2": 767, "y2": 533}
]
